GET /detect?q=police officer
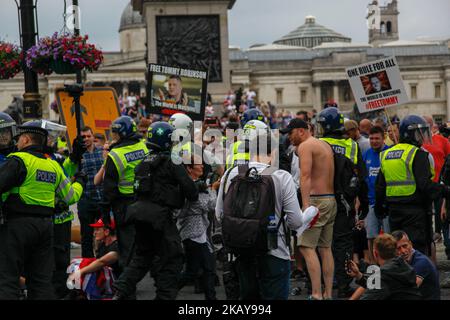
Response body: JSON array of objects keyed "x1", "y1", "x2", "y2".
[
  {"x1": 225, "y1": 110, "x2": 264, "y2": 170},
  {"x1": 112, "y1": 122, "x2": 198, "y2": 300},
  {"x1": 316, "y1": 107, "x2": 368, "y2": 298},
  {"x1": 0, "y1": 121, "x2": 84, "y2": 300},
  {"x1": 376, "y1": 115, "x2": 450, "y2": 256},
  {"x1": 39, "y1": 120, "x2": 82, "y2": 299},
  {"x1": 102, "y1": 116, "x2": 148, "y2": 270},
  {"x1": 169, "y1": 112, "x2": 223, "y2": 184},
  {"x1": 0, "y1": 112, "x2": 17, "y2": 164},
  {"x1": 168, "y1": 113, "x2": 194, "y2": 161}
]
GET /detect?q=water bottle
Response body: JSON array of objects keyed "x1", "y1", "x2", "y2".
[{"x1": 267, "y1": 215, "x2": 278, "y2": 250}]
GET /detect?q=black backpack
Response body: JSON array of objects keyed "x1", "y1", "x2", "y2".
[
  {"x1": 222, "y1": 164, "x2": 279, "y2": 256},
  {"x1": 332, "y1": 149, "x2": 360, "y2": 214}
]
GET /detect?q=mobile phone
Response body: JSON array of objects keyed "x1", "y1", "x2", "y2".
[{"x1": 344, "y1": 253, "x2": 352, "y2": 273}]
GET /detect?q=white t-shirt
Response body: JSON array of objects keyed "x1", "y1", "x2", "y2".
[
  {"x1": 127, "y1": 96, "x2": 137, "y2": 108},
  {"x1": 246, "y1": 91, "x2": 256, "y2": 101}
]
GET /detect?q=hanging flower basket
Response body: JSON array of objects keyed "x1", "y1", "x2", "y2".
[
  {"x1": 0, "y1": 42, "x2": 22, "y2": 80},
  {"x1": 49, "y1": 59, "x2": 76, "y2": 74},
  {"x1": 26, "y1": 32, "x2": 104, "y2": 75}
]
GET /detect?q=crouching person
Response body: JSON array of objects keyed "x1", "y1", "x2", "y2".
[
  {"x1": 66, "y1": 218, "x2": 119, "y2": 300},
  {"x1": 347, "y1": 233, "x2": 421, "y2": 300}
]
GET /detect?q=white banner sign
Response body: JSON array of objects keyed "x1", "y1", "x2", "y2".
[{"x1": 346, "y1": 56, "x2": 409, "y2": 113}]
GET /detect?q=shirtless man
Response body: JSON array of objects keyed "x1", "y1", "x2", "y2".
[{"x1": 282, "y1": 118, "x2": 337, "y2": 300}]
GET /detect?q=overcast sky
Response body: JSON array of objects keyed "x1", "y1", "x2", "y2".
[{"x1": 1, "y1": 0, "x2": 449, "y2": 51}]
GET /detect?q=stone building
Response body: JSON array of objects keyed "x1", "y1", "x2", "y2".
[
  {"x1": 229, "y1": 0, "x2": 450, "y2": 122},
  {"x1": 274, "y1": 16, "x2": 351, "y2": 49}
]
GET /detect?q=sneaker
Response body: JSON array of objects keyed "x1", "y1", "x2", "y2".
[{"x1": 70, "y1": 242, "x2": 81, "y2": 249}]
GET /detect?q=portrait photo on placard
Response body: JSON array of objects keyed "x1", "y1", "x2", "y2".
[{"x1": 360, "y1": 71, "x2": 392, "y2": 95}]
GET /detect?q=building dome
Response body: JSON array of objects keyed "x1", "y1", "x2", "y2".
[
  {"x1": 274, "y1": 16, "x2": 351, "y2": 48},
  {"x1": 119, "y1": 3, "x2": 145, "y2": 32}
]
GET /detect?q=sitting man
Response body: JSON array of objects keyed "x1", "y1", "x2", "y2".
[
  {"x1": 347, "y1": 233, "x2": 421, "y2": 300},
  {"x1": 66, "y1": 218, "x2": 120, "y2": 300},
  {"x1": 392, "y1": 230, "x2": 440, "y2": 300}
]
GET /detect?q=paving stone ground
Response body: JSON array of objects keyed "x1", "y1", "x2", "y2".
[{"x1": 70, "y1": 241, "x2": 450, "y2": 300}]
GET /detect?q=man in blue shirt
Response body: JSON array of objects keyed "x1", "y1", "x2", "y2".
[
  {"x1": 65, "y1": 126, "x2": 105, "y2": 258},
  {"x1": 392, "y1": 230, "x2": 440, "y2": 300},
  {"x1": 363, "y1": 126, "x2": 390, "y2": 263}
]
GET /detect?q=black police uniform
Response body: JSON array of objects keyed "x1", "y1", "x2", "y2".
[
  {"x1": 103, "y1": 135, "x2": 143, "y2": 269},
  {"x1": 325, "y1": 133, "x2": 369, "y2": 295},
  {"x1": 46, "y1": 150, "x2": 74, "y2": 299},
  {"x1": 113, "y1": 148, "x2": 198, "y2": 300},
  {"x1": 376, "y1": 149, "x2": 445, "y2": 255},
  {"x1": 0, "y1": 145, "x2": 83, "y2": 299}
]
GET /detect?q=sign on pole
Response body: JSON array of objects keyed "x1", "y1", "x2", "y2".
[
  {"x1": 146, "y1": 63, "x2": 208, "y2": 121},
  {"x1": 56, "y1": 87, "x2": 121, "y2": 150},
  {"x1": 346, "y1": 56, "x2": 409, "y2": 113}
]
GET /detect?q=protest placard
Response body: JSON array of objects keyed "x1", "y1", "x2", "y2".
[
  {"x1": 346, "y1": 56, "x2": 409, "y2": 113},
  {"x1": 146, "y1": 64, "x2": 208, "y2": 121}
]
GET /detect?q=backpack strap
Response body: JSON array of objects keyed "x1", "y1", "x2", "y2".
[
  {"x1": 261, "y1": 165, "x2": 277, "y2": 176},
  {"x1": 237, "y1": 163, "x2": 250, "y2": 177},
  {"x1": 222, "y1": 166, "x2": 235, "y2": 200}
]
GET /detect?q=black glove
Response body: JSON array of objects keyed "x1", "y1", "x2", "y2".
[
  {"x1": 73, "y1": 171, "x2": 88, "y2": 189},
  {"x1": 375, "y1": 203, "x2": 388, "y2": 220},
  {"x1": 69, "y1": 136, "x2": 87, "y2": 164},
  {"x1": 54, "y1": 200, "x2": 69, "y2": 214}
]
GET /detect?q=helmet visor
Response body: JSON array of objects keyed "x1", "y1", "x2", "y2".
[
  {"x1": 41, "y1": 120, "x2": 67, "y2": 144},
  {"x1": 314, "y1": 122, "x2": 325, "y2": 138},
  {"x1": 410, "y1": 124, "x2": 432, "y2": 146}
]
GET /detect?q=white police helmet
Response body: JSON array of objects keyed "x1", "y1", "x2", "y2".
[{"x1": 243, "y1": 119, "x2": 268, "y2": 140}]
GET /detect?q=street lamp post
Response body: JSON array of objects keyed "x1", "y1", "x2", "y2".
[
  {"x1": 16, "y1": 0, "x2": 42, "y2": 120},
  {"x1": 70, "y1": 0, "x2": 83, "y2": 136}
]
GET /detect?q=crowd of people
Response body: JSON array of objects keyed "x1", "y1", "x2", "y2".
[{"x1": 1, "y1": 86, "x2": 450, "y2": 301}]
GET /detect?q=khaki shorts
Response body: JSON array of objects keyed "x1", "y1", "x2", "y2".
[{"x1": 298, "y1": 195, "x2": 337, "y2": 249}]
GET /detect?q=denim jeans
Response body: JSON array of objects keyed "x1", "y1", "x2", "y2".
[
  {"x1": 77, "y1": 198, "x2": 100, "y2": 258},
  {"x1": 179, "y1": 239, "x2": 216, "y2": 300},
  {"x1": 365, "y1": 205, "x2": 390, "y2": 239},
  {"x1": 235, "y1": 254, "x2": 290, "y2": 300}
]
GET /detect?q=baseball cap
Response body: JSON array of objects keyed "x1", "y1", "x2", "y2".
[
  {"x1": 344, "y1": 120, "x2": 359, "y2": 132},
  {"x1": 89, "y1": 218, "x2": 115, "y2": 230},
  {"x1": 280, "y1": 118, "x2": 309, "y2": 134}
]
